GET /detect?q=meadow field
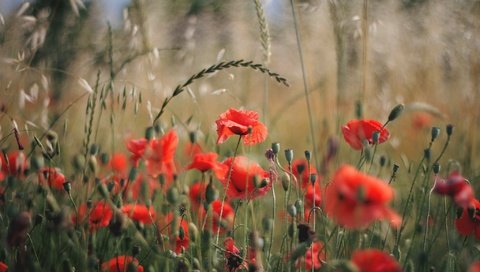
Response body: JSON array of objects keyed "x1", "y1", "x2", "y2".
[{"x1": 0, "y1": 0, "x2": 479, "y2": 271}]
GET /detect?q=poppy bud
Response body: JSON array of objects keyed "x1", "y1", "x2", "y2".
[
  {"x1": 284, "y1": 149, "x2": 293, "y2": 164},
  {"x1": 128, "y1": 168, "x2": 137, "y2": 182},
  {"x1": 310, "y1": 173, "x2": 317, "y2": 185},
  {"x1": 89, "y1": 144, "x2": 99, "y2": 155},
  {"x1": 433, "y1": 163, "x2": 441, "y2": 174},
  {"x1": 88, "y1": 156, "x2": 98, "y2": 174},
  {"x1": 205, "y1": 183, "x2": 218, "y2": 204},
  {"x1": 304, "y1": 150, "x2": 311, "y2": 161},
  {"x1": 72, "y1": 154, "x2": 85, "y2": 171},
  {"x1": 167, "y1": 187, "x2": 179, "y2": 204},
  {"x1": 295, "y1": 200, "x2": 303, "y2": 213},
  {"x1": 431, "y1": 127, "x2": 441, "y2": 142},
  {"x1": 145, "y1": 126, "x2": 155, "y2": 141},
  {"x1": 30, "y1": 155, "x2": 44, "y2": 172},
  {"x1": 281, "y1": 174, "x2": 290, "y2": 192},
  {"x1": 287, "y1": 204, "x2": 297, "y2": 217},
  {"x1": 446, "y1": 124, "x2": 454, "y2": 136},
  {"x1": 189, "y1": 131, "x2": 197, "y2": 143},
  {"x1": 288, "y1": 223, "x2": 295, "y2": 238},
  {"x1": 100, "y1": 153, "x2": 109, "y2": 165},
  {"x1": 388, "y1": 104, "x2": 405, "y2": 122},
  {"x1": 272, "y1": 142, "x2": 280, "y2": 155},
  {"x1": 424, "y1": 148, "x2": 431, "y2": 161},
  {"x1": 379, "y1": 156, "x2": 387, "y2": 167},
  {"x1": 189, "y1": 222, "x2": 199, "y2": 242},
  {"x1": 262, "y1": 217, "x2": 273, "y2": 232},
  {"x1": 63, "y1": 181, "x2": 71, "y2": 193}
]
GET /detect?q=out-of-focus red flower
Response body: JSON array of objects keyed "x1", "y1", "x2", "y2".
[
  {"x1": 101, "y1": 256, "x2": 144, "y2": 272},
  {"x1": 126, "y1": 138, "x2": 148, "y2": 167},
  {"x1": 295, "y1": 241, "x2": 325, "y2": 271},
  {"x1": 215, "y1": 108, "x2": 267, "y2": 145},
  {"x1": 468, "y1": 261, "x2": 480, "y2": 272},
  {"x1": 189, "y1": 181, "x2": 207, "y2": 209},
  {"x1": 342, "y1": 119, "x2": 390, "y2": 150},
  {"x1": 75, "y1": 202, "x2": 113, "y2": 230},
  {"x1": 351, "y1": 249, "x2": 402, "y2": 272},
  {"x1": 220, "y1": 156, "x2": 271, "y2": 200},
  {"x1": 207, "y1": 200, "x2": 234, "y2": 234},
  {"x1": 325, "y1": 165, "x2": 401, "y2": 229},
  {"x1": 121, "y1": 204, "x2": 155, "y2": 224},
  {"x1": 126, "y1": 130, "x2": 178, "y2": 183},
  {"x1": 1, "y1": 150, "x2": 28, "y2": 177},
  {"x1": 186, "y1": 152, "x2": 228, "y2": 180},
  {"x1": 434, "y1": 171, "x2": 474, "y2": 208},
  {"x1": 304, "y1": 183, "x2": 322, "y2": 217},
  {"x1": 38, "y1": 167, "x2": 66, "y2": 190},
  {"x1": 110, "y1": 153, "x2": 128, "y2": 176},
  {"x1": 224, "y1": 237, "x2": 247, "y2": 272},
  {"x1": 455, "y1": 199, "x2": 480, "y2": 240},
  {"x1": 291, "y1": 159, "x2": 319, "y2": 188},
  {"x1": 159, "y1": 213, "x2": 190, "y2": 254},
  {"x1": 0, "y1": 262, "x2": 7, "y2": 272},
  {"x1": 412, "y1": 112, "x2": 432, "y2": 130}
]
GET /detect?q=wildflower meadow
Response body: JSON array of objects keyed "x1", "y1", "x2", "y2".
[{"x1": 0, "y1": 0, "x2": 479, "y2": 271}]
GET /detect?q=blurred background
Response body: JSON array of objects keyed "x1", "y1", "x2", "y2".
[{"x1": 0, "y1": 0, "x2": 479, "y2": 177}]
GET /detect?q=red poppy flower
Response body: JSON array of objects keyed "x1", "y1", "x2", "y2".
[
  {"x1": 215, "y1": 108, "x2": 267, "y2": 145},
  {"x1": 126, "y1": 130, "x2": 178, "y2": 182},
  {"x1": 38, "y1": 167, "x2": 66, "y2": 190},
  {"x1": 433, "y1": 171, "x2": 474, "y2": 208},
  {"x1": 220, "y1": 156, "x2": 271, "y2": 200},
  {"x1": 159, "y1": 213, "x2": 190, "y2": 254},
  {"x1": 207, "y1": 200, "x2": 234, "y2": 234},
  {"x1": 455, "y1": 199, "x2": 480, "y2": 240},
  {"x1": 342, "y1": 119, "x2": 390, "y2": 150},
  {"x1": 294, "y1": 241, "x2": 325, "y2": 271},
  {"x1": 101, "y1": 256, "x2": 144, "y2": 272},
  {"x1": 121, "y1": 204, "x2": 155, "y2": 224},
  {"x1": 351, "y1": 249, "x2": 402, "y2": 272},
  {"x1": 126, "y1": 138, "x2": 148, "y2": 167},
  {"x1": 412, "y1": 112, "x2": 432, "y2": 130},
  {"x1": 325, "y1": 165, "x2": 401, "y2": 229},
  {"x1": 469, "y1": 261, "x2": 480, "y2": 272},
  {"x1": 224, "y1": 237, "x2": 247, "y2": 272},
  {"x1": 291, "y1": 159, "x2": 319, "y2": 188},
  {"x1": 75, "y1": 201, "x2": 113, "y2": 230},
  {"x1": 189, "y1": 181, "x2": 207, "y2": 209},
  {"x1": 186, "y1": 152, "x2": 228, "y2": 180},
  {"x1": 1, "y1": 150, "x2": 28, "y2": 177},
  {"x1": 110, "y1": 153, "x2": 128, "y2": 176},
  {"x1": 0, "y1": 262, "x2": 6, "y2": 272},
  {"x1": 304, "y1": 182, "x2": 322, "y2": 217}
]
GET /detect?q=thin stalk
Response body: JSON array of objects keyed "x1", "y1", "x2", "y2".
[
  {"x1": 215, "y1": 136, "x2": 242, "y2": 245},
  {"x1": 289, "y1": 0, "x2": 319, "y2": 169}
]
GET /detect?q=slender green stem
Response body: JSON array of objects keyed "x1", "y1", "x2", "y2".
[
  {"x1": 215, "y1": 136, "x2": 242, "y2": 245},
  {"x1": 289, "y1": 0, "x2": 319, "y2": 170}
]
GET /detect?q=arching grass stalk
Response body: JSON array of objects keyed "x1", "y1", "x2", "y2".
[
  {"x1": 288, "y1": 0, "x2": 319, "y2": 170},
  {"x1": 215, "y1": 136, "x2": 242, "y2": 245}
]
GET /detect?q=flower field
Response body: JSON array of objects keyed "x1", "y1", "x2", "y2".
[{"x1": 0, "y1": 0, "x2": 479, "y2": 271}]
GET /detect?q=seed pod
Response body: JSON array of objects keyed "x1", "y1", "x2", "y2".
[
  {"x1": 287, "y1": 204, "x2": 297, "y2": 217},
  {"x1": 446, "y1": 124, "x2": 454, "y2": 136},
  {"x1": 167, "y1": 187, "x2": 179, "y2": 204},
  {"x1": 388, "y1": 104, "x2": 405, "y2": 122},
  {"x1": 431, "y1": 127, "x2": 441, "y2": 142},
  {"x1": 304, "y1": 150, "x2": 311, "y2": 161},
  {"x1": 145, "y1": 126, "x2": 155, "y2": 141},
  {"x1": 272, "y1": 143, "x2": 280, "y2": 155},
  {"x1": 284, "y1": 149, "x2": 293, "y2": 164}
]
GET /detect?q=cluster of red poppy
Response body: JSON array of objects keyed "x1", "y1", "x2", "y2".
[{"x1": 433, "y1": 171, "x2": 480, "y2": 239}]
